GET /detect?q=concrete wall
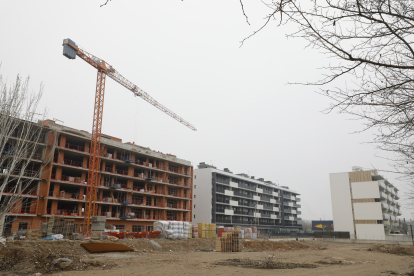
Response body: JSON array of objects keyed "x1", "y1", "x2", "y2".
[
  {"x1": 355, "y1": 224, "x2": 385, "y2": 240},
  {"x1": 351, "y1": 181, "x2": 380, "y2": 199},
  {"x1": 330, "y1": 172, "x2": 354, "y2": 234},
  {"x1": 353, "y1": 202, "x2": 383, "y2": 220},
  {"x1": 192, "y1": 168, "x2": 212, "y2": 224}
]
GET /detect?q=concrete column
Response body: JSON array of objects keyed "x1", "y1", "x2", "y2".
[
  {"x1": 30, "y1": 198, "x2": 37, "y2": 213},
  {"x1": 84, "y1": 142, "x2": 90, "y2": 153},
  {"x1": 53, "y1": 183, "x2": 60, "y2": 197},
  {"x1": 57, "y1": 149, "x2": 64, "y2": 163},
  {"x1": 56, "y1": 167, "x2": 62, "y2": 180},
  {"x1": 82, "y1": 156, "x2": 88, "y2": 168},
  {"x1": 59, "y1": 135, "x2": 66, "y2": 147},
  {"x1": 51, "y1": 200, "x2": 58, "y2": 214}
]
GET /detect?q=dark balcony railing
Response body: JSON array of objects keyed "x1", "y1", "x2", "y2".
[
  {"x1": 240, "y1": 202, "x2": 256, "y2": 207},
  {"x1": 258, "y1": 221, "x2": 275, "y2": 225},
  {"x1": 261, "y1": 213, "x2": 271, "y2": 218},
  {"x1": 216, "y1": 208, "x2": 225, "y2": 213},
  {"x1": 260, "y1": 197, "x2": 270, "y2": 202},
  {"x1": 216, "y1": 198, "x2": 230, "y2": 204},
  {"x1": 64, "y1": 143, "x2": 86, "y2": 152},
  {"x1": 216, "y1": 219, "x2": 232, "y2": 223},
  {"x1": 115, "y1": 169, "x2": 129, "y2": 176},
  {"x1": 216, "y1": 178, "x2": 229, "y2": 185},
  {"x1": 234, "y1": 210, "x2": 254, "y2": 216},
  {"x1": 294, "y1": 204, "x2": 301, "y2": 208},
  {"x1": 233, "y1": 191, "x2": 253, "y2": 198},
  {"x1": 263, "y1": 205, "x2": 273, "y2": 210},
  {"x1": 216, "y1": 187, "x2": 226, "y2": 193},
  {"x1": 263, "y1": 190, "x2": 273, "y2": 195},
  {"x1": 238, "y1": 183, "x2": 256, "y2": 191}
]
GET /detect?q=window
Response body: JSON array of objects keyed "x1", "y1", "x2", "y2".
[
  {"x1": 194, "y1": 185, "x2": 196, "y2": 189},
  {"x1": 194, "y1": 194, "x2": 196, "y2": 198},
  {"x1": 194, "y1": 214, "x2": 196, "y2": 218},
  {"x1": 194, "y1": 204, "x2": 196, "y2": 208},
  {"x1": 195, "y1": 175, "x2": 196, "y2": 179},
  {"x1": 18, "y1": 222, "x2": 28, "y2": 230},
  {"x1": 132, "y1": 225, "x2": 144, "y2": 232},
  {"x1": 114, "y1": 225, "x2": 126, "y2": 231}
]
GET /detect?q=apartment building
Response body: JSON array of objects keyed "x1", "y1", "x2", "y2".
[
  {"x1": 193, "y1": 163, "x2": 302, "y2": 235},
  {"x1": 330, "y1": 166, "x2": 402, "y2": 240},
  {"x1": 2, "y1": 119, "x2": 193, "y2": 235}
]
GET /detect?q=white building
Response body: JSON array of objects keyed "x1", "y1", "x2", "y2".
[
  {"x1": 193, "y1": 162, "x2": 302, "y2": 235},
  {"x1": 330, "y1": 166, "x2": 402, "y2": 240}
]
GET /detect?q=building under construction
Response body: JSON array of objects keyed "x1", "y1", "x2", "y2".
[{"x1": 2, "y1": 119, "x2": 193, "y2": 235}]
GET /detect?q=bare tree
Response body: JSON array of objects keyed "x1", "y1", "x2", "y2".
[
  {"x1": 0, "y1": 70, "x2": 46, "y2": 236},
  {"x1": 240, "y1": 0, "x2": 414, "y2": 201}
]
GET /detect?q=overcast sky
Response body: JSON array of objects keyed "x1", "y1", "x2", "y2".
[{"x1": 0, "y1": 1, "x2": 411, "y2": 221}]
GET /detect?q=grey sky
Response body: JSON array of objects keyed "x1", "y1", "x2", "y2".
[{"x1": 0, "y1": 1, "x2": 410, "y2": 221}]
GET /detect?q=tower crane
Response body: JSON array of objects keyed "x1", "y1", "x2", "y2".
[{"x1": 62, "y1": 38, "x2": 196, "y2": 237}]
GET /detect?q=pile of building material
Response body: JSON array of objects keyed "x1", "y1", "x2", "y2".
[
  {"x1": 219, "y1": 226, "x2": 257, "y2": 239},
  {"x1": 188, "y1": 224, "x2": 192, "y2": 238},
  {"x1": 197, "y1": 223, "x2": 216, "y2": 238},
  {"x1": 192, "y1": 224, "x2": 198, "y2": 238},
  {"x1": 154, "y1": 221, "x2": 189, "y2": 239},
  {"x1": 215, "y1": 230, "x2": 240, "y2": 252},
  {"x1": 91, "y1": 216, "x2": 106, "y2": 239},
  {"x1": 26, "y1": 229, "x2": 42, "y2": 240}
]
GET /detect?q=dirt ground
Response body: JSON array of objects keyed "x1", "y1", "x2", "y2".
[{"x1": 1, "y1": 238, "x2": 413, "y2": 276}]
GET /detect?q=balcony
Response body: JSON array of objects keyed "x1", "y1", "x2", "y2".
[
  {"x1": 263, "y1": 205, "x2": 273, "y2": 210},
  {"x1": 2, "y1": 169, "x2": 40, "y2": 178},
  {"x1": 63, "y1": 143, "x2": 86, "y2": 153},
  {"x1": 229, "y1": 181, "x2": 238, "y2": 188},
  {"x1": 260, "y1": 197, "x2": 270, "y2": 202},
  {"x1": 383, "y1": 213, "x2": 390, "y2": 220},
  {"x1": 49, "y1": 191, "x2": 80, "y2": 200},
  {"x1": 294, "y1": 204, "x2": 301, "y2": 208},
  {"x1": 233, "y1": 191, "x2": 253, "y2": 199},
  {"x1": 261, "y1": 213, "x2": 271, "y2": 218},
  {"x1": 258, "y1": 221, "x2": 275, "y2": 226},
  {"x1": 234, "y1": 210, "x2": 254, "y2": 216},
  {"x1": 54, "y1": 157, "x2": 85, "y2": 168},
  {"x1": 381, "y1": 202, "x2": 389, "y2": 209},
  {"x1": 216, "y1": 198, "x2": 229, "y2": 204},
  {"x1": 238, "y1": 183, "x2": 256, "y2": 191},
  {"x1": 216, "y1": 218, "x2": 232, "y2": 224},
  {"x1": 380, "y1": 192, "x2": 387, "y2": 199},
  {"x1": 263, "y1": 190, "x2": 272, "y2": 195}
]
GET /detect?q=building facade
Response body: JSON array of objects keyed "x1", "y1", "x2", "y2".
[
  {"x1": 330, "y1": 166, "x2": 402, "y2": 240},
  {"x1": 193, "y1": 163, "x2": 302, "y2": 235},
  {"x1": 2, "y1": 119, "x2": 193, "y2": 235}
]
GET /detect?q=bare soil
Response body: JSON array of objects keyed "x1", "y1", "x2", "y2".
[{"x1": 0, "y1": 238, "x2": 413, "y2": 276}]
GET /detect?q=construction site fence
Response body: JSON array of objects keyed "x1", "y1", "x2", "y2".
[{"x1": 265, "y1": 231, "x2": 315, "y2": 239}]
